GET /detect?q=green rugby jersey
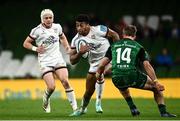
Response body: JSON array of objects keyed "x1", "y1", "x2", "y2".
[{"x1": 109, "y1": 38, "x2": 149, "y2": 76}]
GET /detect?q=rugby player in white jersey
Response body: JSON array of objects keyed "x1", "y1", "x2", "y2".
[
  {"x1": 23, "y1": 9, "x2": 77, "y2": 114},
  {"x1": 70, "y1": 14, "x2": 119, "y2": 116}
]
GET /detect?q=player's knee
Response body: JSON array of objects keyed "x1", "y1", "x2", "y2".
[
  {"x1": 61, "y1": 80, "x2": 70, "y2": 89},
  {"x1": 48, "y1": 85, "x2": 56, "y2": 91},
  {"x1": 151, "y1": 86, "x2": 159, "y2": 92},
  {"x1": 152, "y1": 82, "x2": 165, "y2": 92},
  {"x1": 151, "y1": 87, "x2": 157, "y2": 92}
]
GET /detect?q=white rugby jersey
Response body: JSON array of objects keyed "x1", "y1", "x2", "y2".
[
  {"x1": 71, "y1": 25, "x2": 110, "y2": 67},
  {"x1": 29, "y1": 23, "x2": 63, "y2": 63}
]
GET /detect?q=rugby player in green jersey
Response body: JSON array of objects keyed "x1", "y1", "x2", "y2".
[{"x1": 96, "y1": 25, "x2": 176, "y2": 117}]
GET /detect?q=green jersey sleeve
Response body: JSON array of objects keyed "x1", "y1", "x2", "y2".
[
  {"x1": 138, "y1": 48, "x2": 150, "y2": 62},
  {"x1": 105, "y1": 46, "x2": 112, "y2": 60}
]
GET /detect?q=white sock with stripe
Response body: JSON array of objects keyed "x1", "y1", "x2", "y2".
[
  {"x1": 65, "y1": 88, "x2": 78, "y2": 111},
  {"x1": 95, "y1": 79, "x2": 105, "y2": 103}
]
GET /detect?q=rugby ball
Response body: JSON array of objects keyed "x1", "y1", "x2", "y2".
[{"x1": 77, "y1": 39, "x2": 89, "y2": 58}]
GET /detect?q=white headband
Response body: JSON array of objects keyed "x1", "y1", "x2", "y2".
[{"x1": 40, "y1": 9, "x2": 54, "y2": 23}]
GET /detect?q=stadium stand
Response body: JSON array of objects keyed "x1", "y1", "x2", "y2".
[
  {"x1": 168, "y1": 66, "x2": 180, "y2": 77},
  {"x1": 147, "y1": 15, "x2": 160, "y2": 31},
  {"x1": 161, "y1": 15, "x2": 173, "y2": 22},
  {"x1": 1, "y1": 59, "x2": 21, "y2": 79},
  {"x1": 14, "y1": 54, "x2": 38, "y2": 78},
  {"x1": 28, "y1": 60, "x2": 41, "y2": 78},
  {"x1": 136, "y1": 15, "x2": 146, "y2": 27},
  {"x1": 122, "y1": 15, "x2": 134, "y2": 25},
  {"x1": 0, "y1": 50, "x2": 13, "y2": 78}
]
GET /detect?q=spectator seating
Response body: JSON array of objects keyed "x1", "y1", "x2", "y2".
[
  {"x1": 1, "y1": 59, "x2": 21, "y2": 79},
  {"x1": 161, "y1": 15, "x2": 173, "y2": 22},
  {"x1": 14, "y1": 54, "x2": 38, "y2": 78},
  {"x1": 136, "y1": 15, "x2": 146, "y2": 27},
  {"x1": 147, "y1": 15, "x2": 159, "y2": 31},
  {"x1": 122, "y1": 15, "x2": 133, "y2": 25},
  {"x1": 0, "y1": 50, "x2": 13, "y2": 78},
  {"x1": 29, "y1": 59, "x2": 41, "y2": 78}
]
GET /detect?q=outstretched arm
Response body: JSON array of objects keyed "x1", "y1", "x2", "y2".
[
  {"x1": 96, "y1": 46, "x2": 112, "y2": 79},
  {"x1": 143, "y1": 60, "x2": 164, "y2": 91},
  {"x1": 106, "y1": 28, "x2": 120, "y2": 42},
  {"x1": 96, "y1": 57, "x2": 111, "y2": 80},
  {"x1": 143, "y1": 60, "x2": 157, "y2": 81}
]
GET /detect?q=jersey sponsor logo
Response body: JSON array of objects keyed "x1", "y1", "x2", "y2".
[
  {"x1": 77, "y1": 39, "x2": 102, "y2": 58},
  {"x1": 78, "y1": 39, "x2": 102, "y2": 51},
  {"x1": 88, "y1": 43, "x2": 102, "y2": 50},
  {"x1": 117, "y1": 64, "x2": 129, "y2": 68},
  {"x1": 42, "y1": 35, "x2": 58, "y2": 46}
]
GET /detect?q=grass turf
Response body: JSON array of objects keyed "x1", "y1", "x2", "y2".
[{"x1": 0, "y1": 98, "x2": 179, "y2": 120}]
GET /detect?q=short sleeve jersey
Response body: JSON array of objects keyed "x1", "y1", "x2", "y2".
[{"x1": 29, "y1": 23, "x2": 63, "y2": 62}]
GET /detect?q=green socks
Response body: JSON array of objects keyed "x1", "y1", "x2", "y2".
[
  {"x1": 125, "y1": 97, "x2": 137, "y2": 109},
  {"x1": 158, "y1": 104, "x2": 167, "y2": 114}
]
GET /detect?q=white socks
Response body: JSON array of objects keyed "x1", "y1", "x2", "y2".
[
  {"x1": 65, "y1": 88, "x2": 78, "y2": 111},
  {"x1": 95, "y1": 79, "x2": 105, "y2": 102}
]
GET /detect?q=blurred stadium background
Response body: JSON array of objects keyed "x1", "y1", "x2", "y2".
[{"x1": 0, "y1": 0, "x2": 180, "y2": 119}]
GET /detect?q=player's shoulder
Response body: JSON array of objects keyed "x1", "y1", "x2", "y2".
[
  {"x1": 31, "y1": 24, "x2": 41, "y2": 30},
  {"x1": 52, "y1": 23, "x2": 62, "y2": 28},
  {"x1": 92, "y1": 25, "x2": 107, "y2": 32},
  {"x1": 72, "y1": 34, "x2": 81, "y2": 43},
  {"x1": 134, "y1": 40, "x2": 143, "y2": 48},
  {"x1": 72, "y1": 33, "x2": 79, "y2": 40},
  {"x1": 91, "y1": 25, "x2": 108, "y2": 37},
  {"x1": 30, "y1": 24, "x2": 42, "y2": 34}
]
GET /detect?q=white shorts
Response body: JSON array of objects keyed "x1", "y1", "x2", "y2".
[
  {"x1": 88, "y1": 60, "x2": 112, "y2": 74},
  {"x1": 88, "y1": 62, "x2": 99, "y2": 73},
  {"x1": 39, "y1": 58, "x2": 67, "y2": 75}
]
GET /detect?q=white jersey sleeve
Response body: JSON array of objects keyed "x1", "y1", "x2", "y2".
[
  {"x1": 57, "y1": 24, "x2": 63, "y2": 36},
  {"x1": 29, "y1": 26, "x2": 40, "y2": 39},
  {"x1": 94, "y1": 25, "x2": 108, "y2": 37}
]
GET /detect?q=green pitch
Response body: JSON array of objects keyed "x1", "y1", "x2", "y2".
[{"x1": 0, "y1": 98, "x2": 179, "y2": 120}]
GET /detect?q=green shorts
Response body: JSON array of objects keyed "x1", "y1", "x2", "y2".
[{"x1": 112, "y1": 70, "x2": 147, "y2": 91}]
